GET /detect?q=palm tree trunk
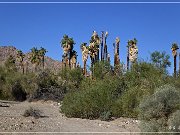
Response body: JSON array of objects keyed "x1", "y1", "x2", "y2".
[
  {"x1": 117, "y1": 42, "x2": 120, "y2": 63},
  {"x1": 179, "y1": 53, "x2": 180, "y2": 75},
  {"x1": 127, "y1": 46, "x2": 129, "y2": 71},
  {"x1": 101, "y1": 33, "x2": 104, "y2": 61},
  {"x1": 43, "y1": 56, "x2": 45, "y2": 70},
  {"x1": 104, "y1": 37, "x2": 107, "y2": 60},
  {"x1": 104, "y1": 45, "x2": 107, "y2": 61},
  {"x1": 84, "y1": 61, "x2": 86, "y2": 76},
  {"x1": 22, "y1": 64, "x2": 24, "y2": 74},
  {"x1": 91, "y1": 57, "x2": 94, "y2": 78},
  {"x1": 174, "y1": 55, "x2": 177, "y2": 77},
  {"x1": 117, "y1": 43, "x2": 119, "y2": 56}
]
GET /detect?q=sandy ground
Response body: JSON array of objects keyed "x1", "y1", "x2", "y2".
[{"x1": 0, "y1": 100, "x2": 140, "y2": 135}]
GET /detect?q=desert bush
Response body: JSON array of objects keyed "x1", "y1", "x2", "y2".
[
  {"x1": 93, "y1": 61, "x2": 112, "y2": 79},
  {"x1": 28, "y1": 86, "x2": 66, "y2": 102},
  {"x1": 111, "y1": 62, "x2": 167, "y2": 118},
  {"x1": 139, "y1": 85, "x2": 180, "y2": 133},
  {"x1": 168, "y1": 110, "x2": 180, "y2": 132},
  {"x1": 35, "y1": 70, "x2": 58, "y2": 88},
  {"x1": 112, "y1": 87, "x2": 140, "y2": 118},
  {"x1": 58, "y1": 67, "x2": 84, "y2": 92},
  {"x1": 11, "y1": 81, "x2": 27, "y2": 101},
  {"x1": 0, "y1": 67, "x2": 28, "y2": 101},
  {"x1": 61, "y1": 76, "x2": 124, "y2": 120},
  {"x1": 125, "y1": 62, "x2": 166, "y2": 90},
  {"x1": 23, "y1": 107, "x2": 43, "y2": 119}
]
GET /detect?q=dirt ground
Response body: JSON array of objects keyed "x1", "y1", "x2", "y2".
[{"x1": 0, "y1": 100, "x2": 140, "y2": 135}]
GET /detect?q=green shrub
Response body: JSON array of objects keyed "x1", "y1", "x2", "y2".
[
  {"x1": 93, "y1": 61, "x2": 111, "y2": 79},
  {"x1": 35, "y1": 70, "x2": 58, "y2": 88},
  {"x1": 11, "y1": 81, "x2": 27, "y2": 101},
  {"x1": 61, "y1": 76, "x2": 123, "y2": 120},
  {"x1": 139, "y1": 85, "x2": 180, "y2": 133},
  {"x1": 112, "y1": 87, "x2": 140, "y2": 118},
  {"x1": 111, "y1": 62, "x2": 167, "y2": 118},
  {"x1": 59, "y1": 67, "x2": 84, "y2": 92}
]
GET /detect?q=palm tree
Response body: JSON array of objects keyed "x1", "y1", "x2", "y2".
[
  {"x1": 39, "y1": 47, "x2": 47, "y2": 70},
  {"x1": 70, "y1": 50, "x2": 77, "y2": 69},
  {"x1": 29, "y1": 47, "x2": 39, "y2": 72},
  {"x1": 171, "y1": 43, "x2": 179, "y2": 77},
  {"x1": 89, "y1": 31, "x2": 100, "y2": 63},
  {"x1": 129, "y1": 38, "x2": 138, "y2": 65},
  {"x1": 16, "y1": 50, "x2": 25, "y2": 74},
  {"x1": 114, "y1": 37, "x2": 120, "y2": 66},
  {"x1": 81, "y1": 43, "x2": 89, "y2": 76},
  {"x1": 104, "y1": 31, "x2": 108, "y2": 61},
  {"x1": 89, "y1": 31, "x2": 100, "y2": 67},
  {"x1": 101, "y1": 31, "x2": 104, "y2": 61},
  {"x1": 116, "y1": 37, "x2": 120, "y2": 56},
  {"x1": 60, "y1": 34, "x2": 75, "y2": 68},
  {"x1": 127, "y1": 40, "x2": 131, "y2": 71}
]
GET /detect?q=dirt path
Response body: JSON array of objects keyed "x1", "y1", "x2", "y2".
[{"x1": 0, "y1": 100, "x2": 140, "y2": 135}]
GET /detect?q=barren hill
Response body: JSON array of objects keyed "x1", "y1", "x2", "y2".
[{"x1": 0, "y1": 46, "x2": 62, "y2": 73}]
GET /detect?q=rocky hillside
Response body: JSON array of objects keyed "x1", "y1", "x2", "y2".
[{"x1": 0, "y1": 46, "x2": 62, "y2": 73}]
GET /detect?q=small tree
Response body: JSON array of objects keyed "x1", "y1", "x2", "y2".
[{"x1": 150, "y1": 51, "x2": 171, "y2": 72}]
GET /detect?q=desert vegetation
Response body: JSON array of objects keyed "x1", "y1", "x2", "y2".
[{"x1": 0, "y1": 31, "x2": 180, "y2": 133}]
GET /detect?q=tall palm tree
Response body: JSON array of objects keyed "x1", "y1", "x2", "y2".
[
  {"x1": 114, "y1": 37, "x2": 120, "y2": 66},
  {"x1": 81, "y1": 43, "x2": 89, "y2": 76},
  {"x1": 129, "y1": 38, "x2": 138, "y2": 64},
  {"x1": 89, "y1": 31, "x2": 100, "y2": 65},
  {"x1": 101, "y1": 31, "x2": 104, "y2": 61},
  {"x1": 171, "y1": 43, "x2": 179, "y2": 77},
  {"x1": 29, "y1": 47, "x2": 39, "y2": 72},
  {"x1": 39, "y1": 47, "x2": 47, "y2": 70},
  {"x1": 116, "y1": 37, "x2": 120, "y2": 56},
  {"x1": 127, "y1": 40, "x2": 131, "y2": 71},
  {"x1": 90, "y1": 31, "x2": 100, "y2": 62},
  {"x1": 104, "y1": 31, "x2": 108, "y2": 61},
  {"x1": 16, "y1": 50, "x2": 25, "y2": 74},
  {"x1": 60, "y1": 34, "x2": 75, "y2": 68},
  {"x1": 70, "y1": 50, "x2": 77, "y2": 69}
]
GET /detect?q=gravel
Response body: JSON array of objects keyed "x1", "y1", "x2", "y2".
[{"x1": 0, "y1": 100, "x2": 140, "y2": 135}]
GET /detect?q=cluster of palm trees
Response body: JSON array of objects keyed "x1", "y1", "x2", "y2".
[
  {"x1": 60, "y1": 31, "x2": 180, "y2": 78},
  {"x1": 29, "y1": 47, "x2": 47, "y2": 72},
  {"x1": 15, "y1": 47, "x2": 47, "y2": 73},
  {"x1": 60, "y1": 35, "x2": 77, "y2": 69},
  {"x1": 60, "y1": 31, "x2": 139, "y2": 77}
]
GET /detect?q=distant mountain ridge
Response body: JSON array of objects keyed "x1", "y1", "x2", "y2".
[{"x1": 0, "y1": 46, "x2": 62, "y2": 73}]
